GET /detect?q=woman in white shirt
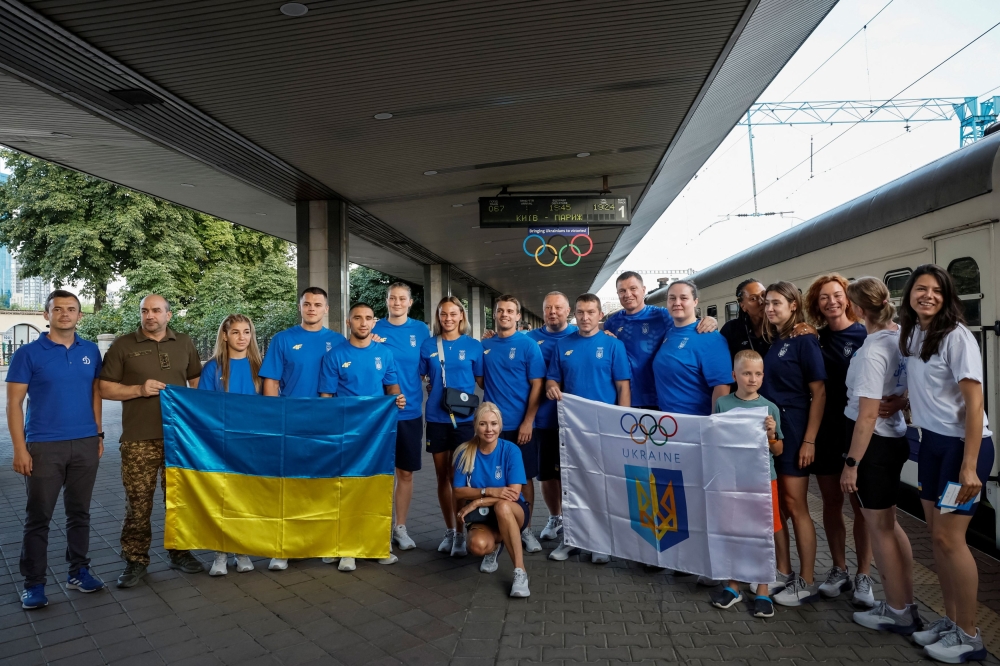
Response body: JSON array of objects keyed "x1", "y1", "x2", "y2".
[
  {"x1": 898, "y1": 264, "x2": 993, "y2": 663},
  {"x1": 839, "y1": 278, "x2": 916, "y2": 635}
]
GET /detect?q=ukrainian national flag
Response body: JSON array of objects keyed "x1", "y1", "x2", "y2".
[{"x1": 161, "y1": 386, "x2": 397, "y2": 559}]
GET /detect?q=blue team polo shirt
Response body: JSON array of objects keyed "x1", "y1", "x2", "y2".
[
  {"x1": 259, "y1": 325, "x2": 346, "y2": 397},
  {"x1": 761, "y1": 334, "x2": 828, "y2": 411},
  {"x1": 604, "y1": 305, "x2": 674, "y2": 407},
  {"x1": 482, "y1": 332, "x2": 547, "y2": 427},
  {"x1": 6, "y1": 333, "x2": 102, "y2": 442},
  {"x1": 652, "y1": 322, "x2": 733, "y2": 415},
  {"x1": 418, "y1": 334, "x2": 484, "y2": 423},
  {"x1": 372, "y1": 317, "x2": 430, "y2": 421},
  {"x1": 546, "y1": 331, "x2": 631, "y2": 405},
  {"x1": 453, "y1": 438, "x2": 527, "y2": 501},
  {"x1": 318, "y1": 341, "x2": 399, "y2": 397},
  {"x1": 199, "y1": 357, "x2": 258, "y2": 395},
  {"x1": 526, "y1": 324, "x2": 578, "y2": 428}
]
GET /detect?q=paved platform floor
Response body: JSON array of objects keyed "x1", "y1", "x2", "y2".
[{"x1": 2, "y1": 398, "x2": 999, "y2": 665}]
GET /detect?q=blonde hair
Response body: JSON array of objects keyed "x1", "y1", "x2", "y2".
[
  {"x1": 454, "y1": 402, "x2": 504, "y2": 476},
  {"x1": 763, "y1": 281, "x2": 805, "y2": 342},
  {"x1": 847, "y1": 276, "x2": 896, "y2": 328},
  {"x1": 805, "y1": 274, "x2": 860, "y2": 327},
  {"x1": 733, "y1": 349, "x2": 763, "y2": 368},
  {"x1": 433, "y1": 296, "x2": 469, "y2": 337},
  {"x1": 211, "y1": 314, "x2": 263, "y2": 393}
]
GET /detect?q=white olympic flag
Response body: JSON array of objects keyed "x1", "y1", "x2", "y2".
[{"x1": 557, "y1": 394, "x2": 776, "y2": 582}]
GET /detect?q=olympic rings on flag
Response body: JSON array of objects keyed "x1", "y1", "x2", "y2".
[
  {"x1": 620, "y1": 413, "x2": 678, "y2": 446},
  {"x1": 523, "y1": 233, "x2": 593, "y2": 267}
]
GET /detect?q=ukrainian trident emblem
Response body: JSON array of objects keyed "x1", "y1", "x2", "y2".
[
  {"x1": 625, "y1": 465, "x2": 689, "y2": 552},
  {"x1": 375, "y1": 357, "x2": 383, "y2": 370}
]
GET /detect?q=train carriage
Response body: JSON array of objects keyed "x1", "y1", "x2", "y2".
[{"x1": 647, "y1": 132, "x2": 1000, "y2": 547}]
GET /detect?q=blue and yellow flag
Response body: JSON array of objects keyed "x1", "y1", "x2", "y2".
[{"x1": 161, "y1": 386, "x2": 397, "y2": 559}]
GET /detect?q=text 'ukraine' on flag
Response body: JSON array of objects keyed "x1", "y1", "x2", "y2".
[{"x1": 161, "y1": 386, "x2": 398, "y2": 559}]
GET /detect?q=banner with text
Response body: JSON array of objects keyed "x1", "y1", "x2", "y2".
[{"x1": 557, "y1": 394, "x2": 775, "y2": 582}]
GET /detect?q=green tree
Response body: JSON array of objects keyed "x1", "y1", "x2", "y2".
[{"x1": 349, "y1": 265, "x2": 424, "y2": 321}]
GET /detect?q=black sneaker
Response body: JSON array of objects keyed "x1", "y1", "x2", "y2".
[
  {"x1": 710, "y1": 586, "x2": 743, "y2": 609},
  {"x1": 169, "y1": 551, "x2": 204, "y2": 574},
  {"x1": 116, "y1": 561, "x2": 147, "y2": 589},
  {"x1": 753, "y1": 596, "x2": 775, "y2": 618}
]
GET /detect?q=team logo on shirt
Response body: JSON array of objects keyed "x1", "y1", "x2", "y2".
[
  {"x1": 327, "y1": 342, "x2": 333, "y2": 352},
  {"x1": 430, "y1": 352, "x2": 438, "y2": 358},
  {"x1": 293, "y1": 344, "x2": 303, "y2": 350},
  {"x1": 677, "y1": 337, "x2": 689, "y2": 349},
  {"x1": 484, "y1": 349, "x2": 491, "y2": 355},
  {"x1": 342, "y1": 362, "x2": 351, "y2": 368},
  {"x1": 495, "y1": 466, "x2": 502, "y2": 480},
  {"x1": 564, "y1": 350, "x2": 573, "y2": 356},
  {"x1": 375, "y1": 357, "x2": 383, "y2": 370},
  {"x1": 596, "y1": 347, "x2": 604, "y2": 359},
  {"x1": 617, "y1": 326, "x2": 624, "y2": 334},
  {"x1": 626, "y1": 465, "x2": 689, "y2": 552},
  {"x1": 537, "y1": 340, "x2": 544, "y2": 345},
  {"x1": 843, "y1": 344, "x2": 854, "y2": 357},
  {"x1": 459, "y1": 350, "x2": 466, "y2": 360},
  {"x1": 778, "y1": 343, "x2": 790, "y2": 357},
  {"x1": 509, "y1": 348, "x2": 516, "y2": 360},
  {"x1": 82, "y1": 356, "x2": 91, "y2": 365},
  {"x1": 410, "y1": 335, "x2": 416, "y2": 347},
  {"x1": 642, "y1": 323, "x2": 649, "y2": 335}
]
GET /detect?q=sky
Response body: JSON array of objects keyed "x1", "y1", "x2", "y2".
[{"x1": 595, "y1": 0, "x2": 1000, "y2": 303}]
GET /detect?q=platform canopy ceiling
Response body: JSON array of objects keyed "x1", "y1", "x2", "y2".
[{"x1": 0, "y1": 0, "x2": 837, "y2": 308}]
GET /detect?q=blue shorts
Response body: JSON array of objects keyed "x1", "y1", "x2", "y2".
[
  {"x1": 501, "y1": 429, "x2": 539, "y2": 479},
  {"x1": 774, "y1": 406, "x2": 811, "y2": 478},
  {"x1": 426, "y1": 421, "x2": 475, "y2": 455},
  {"x1": 395, "y1": 417, "x2": 424, "y2": 472},
  {"x1": 917, "y1": 429, "x2": 995, "y2": 516}
]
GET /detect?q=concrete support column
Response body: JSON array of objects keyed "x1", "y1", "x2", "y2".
[
  {"x1": 296, "y1": 200, "x2": 349, "y2": 333},
  {"x1": 469, "y1": 286, "x2": 486, "y2": 339},
  {"x1": 423, "y1": 263, "x2": 452, "y2": 329}
]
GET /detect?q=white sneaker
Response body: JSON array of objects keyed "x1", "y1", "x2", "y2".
[
  {"x1": 818, "y1": 566, "x2": 851, "y2": 598},
  {"x1": 268, "y1": 558, "x2": 288, "y2": 571},
  {"x1": 437, "y1": 530, "x2": 456, "y2": 553},
  {"x1": 378, "y1": 553, "x2": 399, "y2": 565},
  {"x1": 393, "y1": 525, "x2": 416, "y2": 551},
  {"x1": 235, "y1": 555, "x2": 254, "y2": 573},
  {"x1": 852, "y1": 573, "x2": 875, "y2": 608},
  {"x1": 767, "y1": 570, "x2": 794, "y2": 595},
  {"x1": 451, "y1": 533, "x2": 467, "y2": 557},
  {"x1": 772, "y1": 576, "x2": 819, "y2": 607},
  {"x1": 510, "y1": 567, "x2": 530, "y2": 597},
  {"x1": 321, "y1": 557, "x2": 339, "y2": 564},
  {"x1": 539, "y1": 515, "x2": 563, "y2": 540},
  {"x1": 521, "y1": 528, "x2": 542, "y2": 553},
  {"x1": 853, "y1": 601, "x2": 921, "y2": 635},
  {"x1": 591, "y1": 552, "x2": 610, "y2": 564},
  {"x1": 914, "y1": 617, "x2": 956, "y2": 647},
  {"x1": 481, "y1": 543, "x2": 503, "y2": 573},
  {"x1": 924, "y1": 626, "x2": 987, "y2": 663},
  {"x1": 548, "y1": 540, "x2": 578, "y2": 561},
  {"x1": 338, "y1": 557, "x2": 356, "y2": 571},
  {"x1": 209, "y1": 552, "x2": 228, "y2": 576}
]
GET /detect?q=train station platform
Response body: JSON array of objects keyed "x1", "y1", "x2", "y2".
[{"x1": 2, "y1": 398, "x2": 999, "y2": 666}]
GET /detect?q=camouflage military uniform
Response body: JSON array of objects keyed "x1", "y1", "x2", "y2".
[{"x1": 119, "y1": 439, "x2": 179, "y2": 565}]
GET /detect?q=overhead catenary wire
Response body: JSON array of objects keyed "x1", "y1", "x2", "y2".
[{"x1": 725, "y1": 18, "x2": 1000, "y2": 217}]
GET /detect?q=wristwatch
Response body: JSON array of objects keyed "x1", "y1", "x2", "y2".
[
  {"x1": 481, "y1": 487, "x2": 486, "y2": 497},
  {"x1": 843, "y1": 454, "x2": 858, "y2": 468},
  {"x1": 98, "y1": 432, "x2": 105, "y2": 440}
]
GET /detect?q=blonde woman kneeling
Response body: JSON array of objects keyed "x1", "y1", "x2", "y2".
[{"x1": 453, "y1": 402, "x2": 531, "y2": 597}]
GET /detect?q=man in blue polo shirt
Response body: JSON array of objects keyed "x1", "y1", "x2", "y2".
[
  {"x1": 320, "y1": 302, "x2": 404, "y2": 572},
  {"x1": 604, "y1": 272, "x2": 716, "y2": 409},
  {"x1": 8, "y1": 290, "x2": 105, "y2": 609},
  {"x1": 482, "y1": 294, "x2": 546, "y2": 555},
  {"x1": 259, "y1": 286, "x2": 346, "y2": 571},
  {"x1": 546, "y1": 293, "x2": 631, "y2": 563},
  {"x1": 372, "y1": 283, "x2": 430, "y2": 552}
]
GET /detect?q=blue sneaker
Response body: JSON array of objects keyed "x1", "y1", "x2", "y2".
[
  {"x1": 67, "y1": 567, "x2": 105, "y2": 593},
  {"x1": 20, "y1": 584, "x2": 47, "y2": 609}
]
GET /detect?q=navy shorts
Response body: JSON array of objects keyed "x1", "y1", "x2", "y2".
[
  {"x1": 844, "y1": 419, "x2": 910, "y2": 510},
  {"x1": 395, "y1": 417, "x2": 424, "y2": 472},
  {"x1": 426, "y1": 421, "x2": 475, "y2": 455},
  {"x1": 774, "y1": 406, "x2": 811, "y2": 478},
  {"x1": 917, "y1": 429, "x2": 995, "y2": 515},
  {"x1": 535, "y1": 428, "x2": 561, "y2": 481},
  {"x1": 501, "y1": 429, "x2": 539, "y2": 479},
  {"x1": 464, "y1": 496, "x2": 532, "y2": 532},
  {"x1": 811, "y1": 413, "x2": 849, "y2": 476}
]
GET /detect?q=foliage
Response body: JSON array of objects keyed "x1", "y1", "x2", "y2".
[{"x1": 349, "y1": 265, "x2": 424, "y2": 322}]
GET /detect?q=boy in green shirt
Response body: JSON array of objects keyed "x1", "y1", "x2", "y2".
[{"x1": 710, "y1": 350, "x2": 784, "y2": 618}]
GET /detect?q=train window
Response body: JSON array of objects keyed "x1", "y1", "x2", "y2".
[
  {"x1": 725, "y1": 302, "x2": 739, "y2": 322},
  {"x1": 948, "y1": 257, "x2": 982, "y2": 327},
  {"x1": 706, "y1": 305, "x2": 718, "y2": 318},
  {"x1": 883, "y1": 269, "x2": 911, "y2": 304}
]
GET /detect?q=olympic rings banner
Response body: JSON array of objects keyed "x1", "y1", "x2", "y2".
[
  {"x1": 557, "y1": 394, "x2": 776, "y2": 581},
  {"x1": 523, "y1": 230, "x2": 593, "y2": 267}
]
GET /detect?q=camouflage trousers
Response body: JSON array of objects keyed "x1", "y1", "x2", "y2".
[{"x1": 120, "y1": 439, "x2": 185, "y2": 565}]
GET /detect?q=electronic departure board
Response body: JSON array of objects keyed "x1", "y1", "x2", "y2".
[{"x1": 479, "y1": 196, "x2": 631, "y2": 228}]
